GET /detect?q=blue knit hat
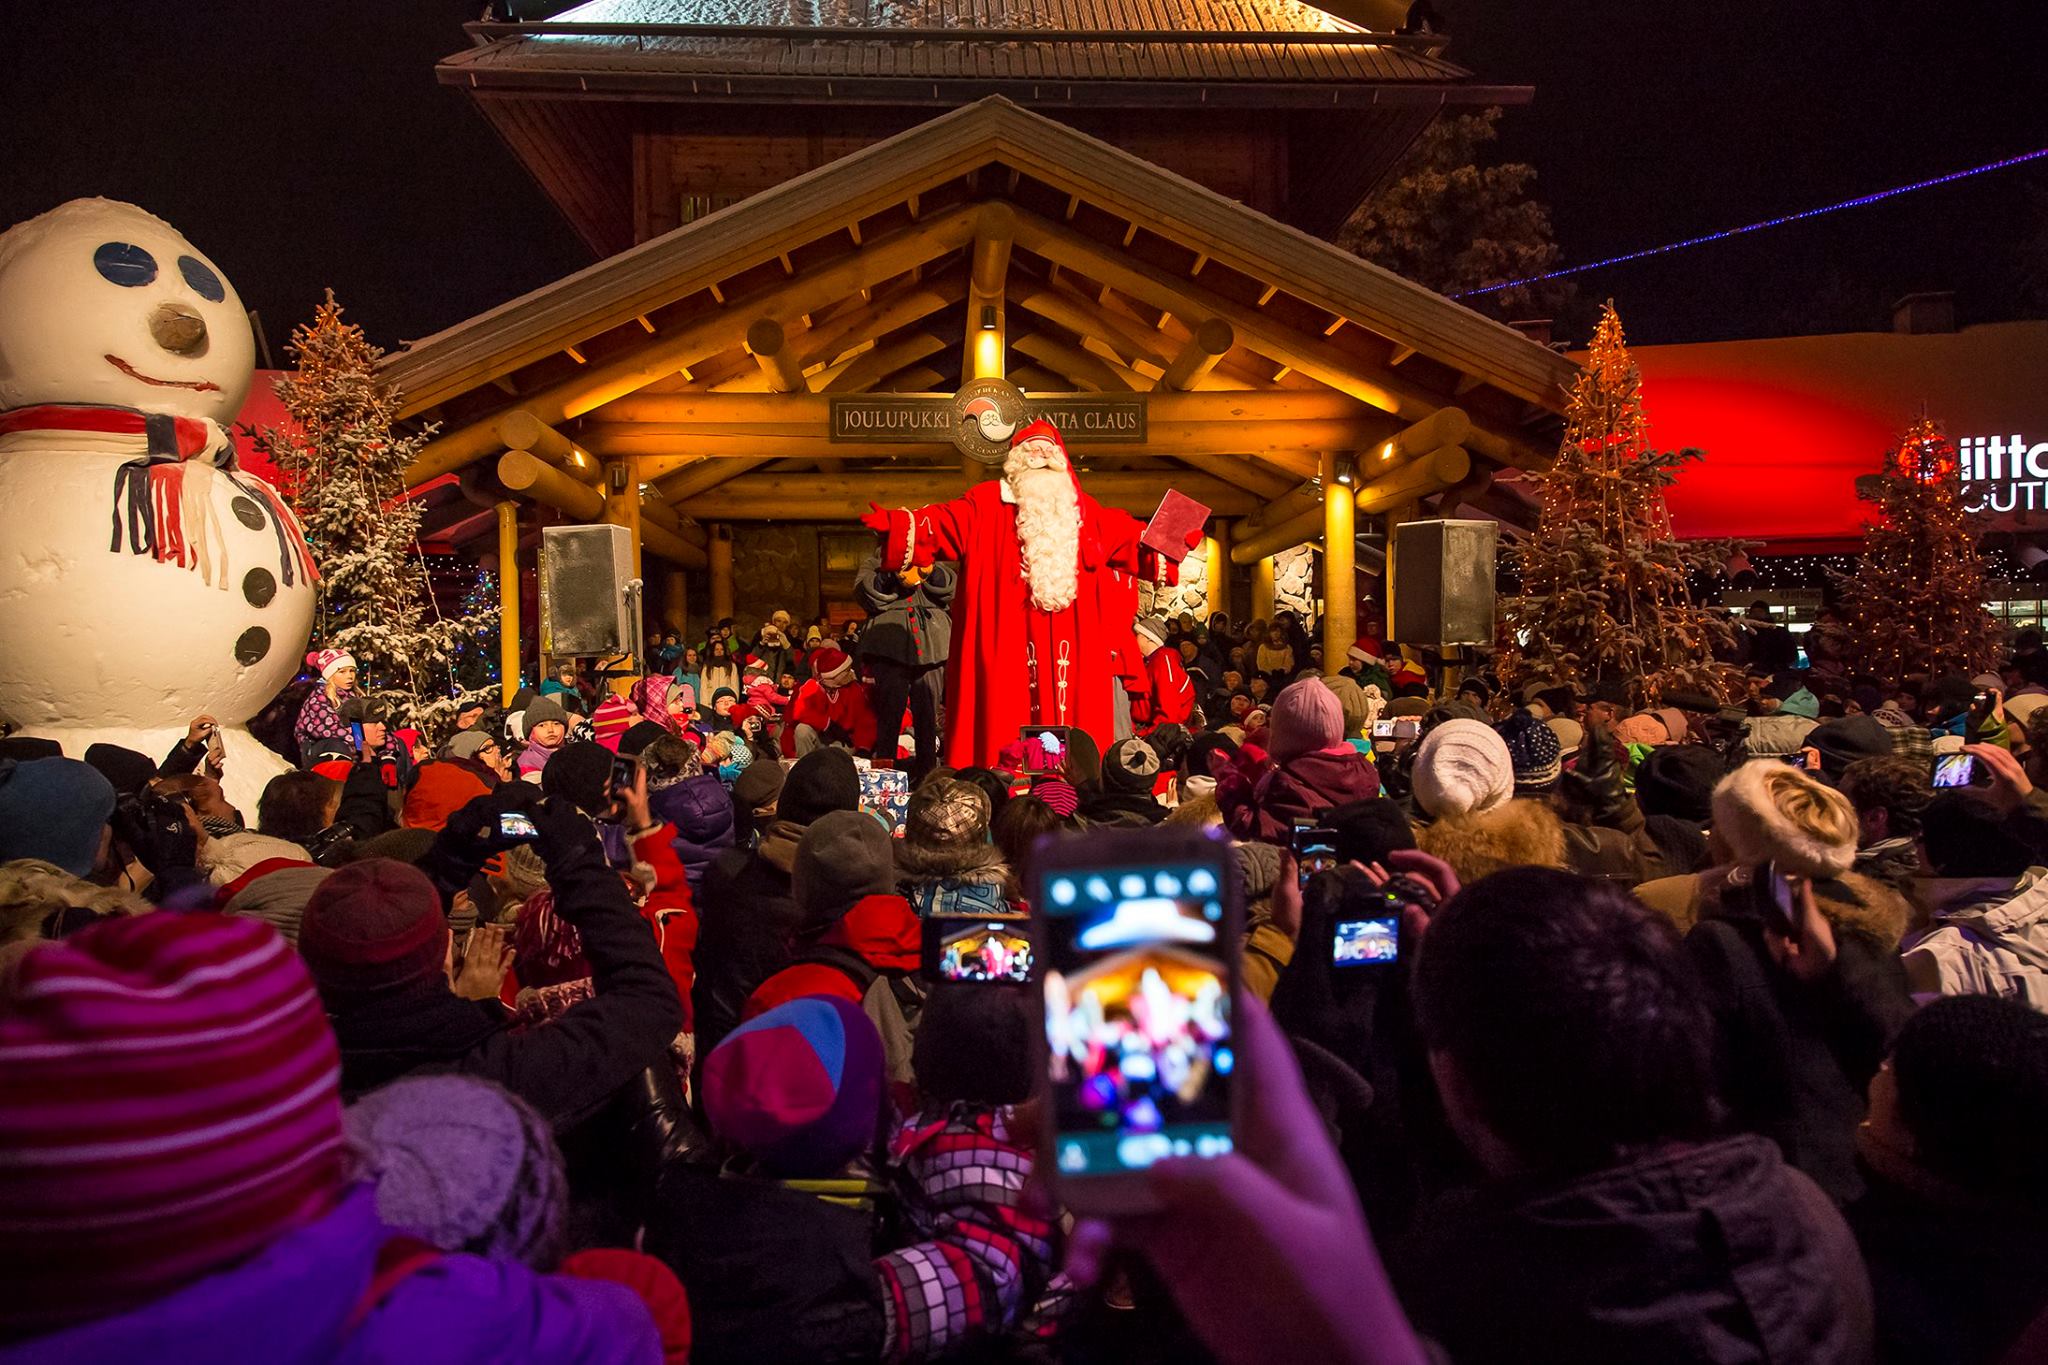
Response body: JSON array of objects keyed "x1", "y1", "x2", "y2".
[
  {"x1": 1496, "y1": 711, "x2": 1563, "y2": 793},
  {"x1": 703, "y1": 995, "x2": 883, "y2": 1178},
  {"x1": 0, "y1": 757, "x2": 116, "y2": 876}
]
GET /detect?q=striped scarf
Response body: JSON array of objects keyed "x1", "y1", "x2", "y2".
[{"x1": 0, "y1": 402, "x2": 316, "y2": 590}]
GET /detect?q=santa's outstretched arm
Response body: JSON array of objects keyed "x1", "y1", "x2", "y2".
[{"x1": 860, "y1": 494, "x2": 978, "y2": 572}]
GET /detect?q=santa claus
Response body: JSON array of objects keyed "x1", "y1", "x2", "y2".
[{"x1": 863, "y1": 421, "x2": 1190, "y2": 767}]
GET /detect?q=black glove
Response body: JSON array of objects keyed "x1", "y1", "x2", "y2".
[{"x1": 422, "y1": 783, "x2": 544, "y2": 900}]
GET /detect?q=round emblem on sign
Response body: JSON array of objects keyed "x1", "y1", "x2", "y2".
[{"x1": 952, "y1": 377, "x2": 1027, "y2": 465}]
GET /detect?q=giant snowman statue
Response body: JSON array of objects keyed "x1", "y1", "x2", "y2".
[{"x1": 0, "y1": 199, "x2": 316, "y2": 810}]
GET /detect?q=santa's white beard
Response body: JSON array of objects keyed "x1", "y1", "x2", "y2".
[{"x1": 1009, "y1": 465, "x2": 1081, "y2": 612}]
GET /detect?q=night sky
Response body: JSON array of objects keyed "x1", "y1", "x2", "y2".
[{"x1": 3, "y1": 0, "x2": 2044, "y2": 354}]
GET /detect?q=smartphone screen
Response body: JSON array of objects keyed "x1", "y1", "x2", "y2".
[
  {"x1": 1932, "y1": 753, "x2": 1977, "y2": 788},
  {"x1": 929, "y1": 919, "x2": 1035, "y2": 983},
  {"x1": 1371, "y1": 720, "x2": 1395, "y2": 739},
  {"x1": 1333, "y1": 915, "x2": 1401, "y2": 967},
  {"x1": 1018, "y1": 725, "x2": 1072, "y2": 773},
  {"x1": 610, "y1": 754, "x2": 639, "y2": 793},
  {"x1": 1039, "y1": 854, "x2": 1236, "y2": 1177},
  {"x1": 497, "y1": 811, "x2": 541, "y2": 841},
  {"x1": 1292, "y1": 825, "x2": 1339, "y2": 887}
]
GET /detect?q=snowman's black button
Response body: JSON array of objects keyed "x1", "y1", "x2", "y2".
[
  {"x1": 242, "y1": 568, "x2": 276, "y2": 607},
  {"x1": 231, "y1": 497, "x2": 267, "y2": 531},
  {"x1": 234, "y1": 626, "x2": 270, "y2": 666}
]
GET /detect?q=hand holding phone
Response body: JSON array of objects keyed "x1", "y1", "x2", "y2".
[{"x1": 1932, "y1": 753, "x2": 1978, "y2": 789}]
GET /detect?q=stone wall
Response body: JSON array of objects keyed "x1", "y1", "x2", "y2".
[{"x1": 730, "y1": 524, "x2": 822, "y2": 634}]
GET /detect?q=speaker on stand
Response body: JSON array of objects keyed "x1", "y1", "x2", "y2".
[
  {"x1": 539, "y1": 525, "x2": 636, "y2": 669},
  {"x1": 1391, "y1": 520, "x2": 1497, "y2": 693}
]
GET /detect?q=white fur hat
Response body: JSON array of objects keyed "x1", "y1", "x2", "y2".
[
  {"x1": 1710, "y1": 759, "x2": 1857, "y2": 879},
  {"x1": 1412, "y1": 718, "x2": 1514, "y2": 818}
]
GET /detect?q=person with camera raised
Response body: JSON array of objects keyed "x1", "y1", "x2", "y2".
[{"x1": 295, "y1": 781, "x2": 682, "y2": 1121}]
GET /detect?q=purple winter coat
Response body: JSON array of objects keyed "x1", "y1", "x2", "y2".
[
  {"x1": 0, "y1": 1186, "x2": 659, "y2": 1365},
  {"x1": 650, "y1": 772, "x2": 736, "y2": 892}
]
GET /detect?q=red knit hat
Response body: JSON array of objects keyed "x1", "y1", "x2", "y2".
[
  {"x1": 297, "y1": 858, "x2": 448, "y2": 1000},
  {"x1": 0, "y1": 913, "x2": 346, "y2": 1337},
  {"x1": 591, "y1": 695, "x2": 634, "y2": 753}
]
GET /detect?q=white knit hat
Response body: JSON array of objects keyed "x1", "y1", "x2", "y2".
[
  {"x1": 1412, "y1": 718, "x2": 1514, "y2": 818},
  {"x1": 1133, "y1": 616, "x2": 1169, "y2": 648}
]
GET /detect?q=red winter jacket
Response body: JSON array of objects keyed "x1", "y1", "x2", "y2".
[
  {"x1": 780, "y1": 678, "x2": 879, "y2": 757},
  {"x1": 742, "y1": 893, "x2": 920, "y2": 1019}
]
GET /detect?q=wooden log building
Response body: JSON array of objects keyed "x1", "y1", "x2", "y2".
[{"x1": 384, "y1": 0, "x2": 1576, "y2": 693}]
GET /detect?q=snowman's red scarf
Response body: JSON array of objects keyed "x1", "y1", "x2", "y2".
[{"x1": 0, "y1": 403, "x2": 317, "y2": 588}]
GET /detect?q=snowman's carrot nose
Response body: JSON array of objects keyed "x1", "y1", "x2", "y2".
[{"x1": 150, "y1": 303, "x2": 207, "y2": 355}]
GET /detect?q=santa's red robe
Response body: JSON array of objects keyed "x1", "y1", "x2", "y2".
[
  {"x1": 874, "y1": 482, "x2": 1144, "y2": 767},
  {"x1": 780, "y1": 678, "x2": 877, "y2": 757}
]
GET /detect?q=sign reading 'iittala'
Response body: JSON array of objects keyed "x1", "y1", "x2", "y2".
[{"x1": 1960, "y1": 433, "x2": 2048, "y2": 512}]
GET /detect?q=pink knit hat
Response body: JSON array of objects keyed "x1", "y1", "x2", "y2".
[
  {"x1": 1268, "y1": 677, "x2": 1345, "y2": 762},
  {"x1": 0, "y1": 914, "x2": 346, "y2": 1336},
  {"x1": 591, "y1": 695, "x2": 634, "y2": 752},
  {"x1": 305, "y1": 647, "x2": 355, "y2": 680}
]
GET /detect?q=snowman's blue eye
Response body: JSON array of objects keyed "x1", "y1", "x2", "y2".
[
  {"x1": 178, "y1": 255, "x2": 225, "y2": 302},
  {"x1": 93, "y1": 242, "x2": 157, "y2": 287}
]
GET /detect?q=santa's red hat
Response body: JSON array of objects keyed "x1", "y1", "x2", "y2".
[
  {"x1": 811, "y1": 648, "x2": 856, "y2": 689},
  {"x1": 1009, "y1": 419, "x2": 1067, "y2": 458},
  {"x1": 1348, "y1": 638, "x2": 1385, "y2": 667}
]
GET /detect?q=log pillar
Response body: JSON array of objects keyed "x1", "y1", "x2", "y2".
[
  {"x1": 1383, "y1": 500, "x2": 1421, "y2": 646},
  {"x1": 709, "y1": 525, "x2": 735, "y2": 625},
  {"x1": 656, "y1": 564, "x2": 689, "y2": 639},
  {"x1": 1252, "y1": 552, "x2": 1277, "y2": 625},
  {"x1": 1205, "y1": 521, "x2": 1231, "y2": 622},
  {"x1": 601, "y1": 459, "x2": 643, "y2": 578},
  {"x1": 496, "y1": 501, "x2": 521, "y2": 706},
  {"x1": 1321, "y1": 450, "x2": 1355, "y2": 676}
]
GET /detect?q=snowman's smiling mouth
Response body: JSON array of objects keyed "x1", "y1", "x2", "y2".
[{"x1": 104, "y1": 354, "x2": 221, "y2": 392}]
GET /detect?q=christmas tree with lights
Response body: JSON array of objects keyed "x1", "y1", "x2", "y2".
[
  {"x1": 256, "y1": 292, "x2": 493, "y2": 738},
  {"x1": 1826, "y1": 418, "x2": 2001, "y2": 685},
  {"x1": 1497, "y1": 302, "x2": 1741, "y2": 708}
]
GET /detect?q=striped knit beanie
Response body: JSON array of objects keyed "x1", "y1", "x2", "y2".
[
  {"x1": 590, "y1": 695, "x2": 635, "y2": 753},
  {"x1": 0, "y1": 913, "x2": 346, "y2": 1337}
]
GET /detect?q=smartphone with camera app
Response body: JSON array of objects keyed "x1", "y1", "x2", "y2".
[
  {"x1": 497, "y1": 811, "x2": 541, "y2": 842},
  {"x1": 1932, "y1": 753, "x2": 1978, "y2": 789},
  {"x1": 1291, "y1": 824, "x2": 1340, "y2": 888},
  {"x1": 1732, "y1": 860, "x2": 1797, "y2": 938},
  {"x1": 1017, "y1": 725, "x2": 1072, "y2": 773},
  {"x1": 926, "y1": 916, "x2": 1036, "y2": 984},
  {"x1": 1032, "y1": 825, "x2": 1242, "y2": 1213}
]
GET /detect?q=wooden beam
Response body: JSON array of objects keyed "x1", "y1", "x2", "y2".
[
  {"x1": 1231, "y1": 502, "x2": 1324, "y2": 566},
  {"x1": 1358, "y1": 408, "x2": 1471, "y2": 469},
  {"x1": 1171, "y1": 452, "x2": 1300, "y2": 502},
  {"x1": 1007, "y1": 206, "x2": 1551, "y2": 469},
  {"x1": 636, "y1": 494, "x2": 708, "y2": 547},
  {"x1": 1012, "y1": 282, "x2": 1171, "y2": 372},
  {"x1": 498, "y1": 450, "x2": 604, "y2": 521},
  {"x1": 679, "y1": 469, "x2": 1260, "y2": 521},
  {"x1": 593, "y1": 388, "x2": 1379, "y2": 426},
  {"x1": 796, "y1": 266, "x2": 968, "y2": 369},
  {"x1": 746, "y1": 318, "x2": 807, "y2": 393},
  {"x1": 602, "y1": 460, "x2": 645, "y2": 578},
  {"x1": 636, "y1": 515, "x2": 708, "y2": 569},
  {"x1": 404, "y1": 204, "x2": 979, "y2": 485},
  {"x1": 1206, "y1": 521, "x2": 1231, "y2": 620},
  {"x1": 498, "y1": 409, "x2": 601, "y2": 484},
  {"x1": 1010, "y1": 333, "x2": 1141, "y2": 392},
  {"x1": 656, "y1": 455, "x2": 778, "y2": 503},
  {"x1": 962, "y1": 202, "x2": 1017, "y2": 387},
  {"x1": 1355, "y1": 445, "x2": 1471, "y2": 516},
  {"x1": 1156, "y1": 317, "x2": 1235, "y2": 392},
  {"x1": 823, "y1": 330, "x2": 949, "y2": 395},
  {"x1": 587, "y1": 419, "x2": 1393, "y2": 466}
]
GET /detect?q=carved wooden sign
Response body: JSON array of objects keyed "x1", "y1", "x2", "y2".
[{"x1": 829, "y1": 380, "x2": 1147, "y2": 463}]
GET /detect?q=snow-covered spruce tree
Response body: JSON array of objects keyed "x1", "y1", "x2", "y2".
[
  {"x1": 1497, "y1": 302, "x2": 1742, "y2": 709},
  {"x1": 256, "y1": 292, "x2": 492, "y2": 738}
]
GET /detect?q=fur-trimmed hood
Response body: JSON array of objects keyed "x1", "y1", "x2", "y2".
[
  {"x1": 894, "y1": 841, "x2": 1008, "y2": 885},
  {"x1": 1416, "y1": 799, "x2": 1568, "y2": 885}
]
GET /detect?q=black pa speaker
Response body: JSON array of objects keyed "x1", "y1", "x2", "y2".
[
  {"x1": 540, "y1": 525, "x2": 634, "y2": 657},
  {"x1": 1392, "y1": 519, "x2": 1497, "y2": 647}
]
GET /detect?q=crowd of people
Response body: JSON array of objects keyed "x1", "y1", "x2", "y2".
[{"x1": 4, "y1": 576, "x2": 2048, "y2": 1365}]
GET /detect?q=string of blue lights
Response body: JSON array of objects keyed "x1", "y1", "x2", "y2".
[{"x1": 1456, "y1": 146, "x2": 2048, "y2": 299}]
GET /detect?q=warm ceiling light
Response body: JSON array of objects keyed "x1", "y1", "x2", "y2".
[{"x1": 980, "y1": 305, "x2": 999, "y2": 331}]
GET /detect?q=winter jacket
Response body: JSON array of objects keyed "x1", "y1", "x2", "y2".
[
  {"x1": 746, "y1": 892, "x2": 925, "y2": 1083},
  {"x1": 1686, "y1": 876, "x2": 1915, "y2": 1204},
  {"x1": 876, "y1": 1105, "x2": 1062, "y2": 1361},
  {"x1": 782, "y1": 679, "x2": 878, "y2": 757},
  {"x1": 326, "y1": 826, "x2": 684, "y2": 1125},
  {"x1": 855, "y1": 556, "x2": 956, "y2": 668},
  {"x1": 1398, "y1": 1135, "x2": 1873, "y2": 1365},
  {"x1": 293, "y1": 688, "x2": 353, "y2": 761},
  {"x1": 1849, "y1": 1171, "x2": 2048, "y2": 1365},
  {"x1": 0, "y1": 1184, "x2": 659, "y2": 1365},
  {"x1": 692, "y1": 820, "x2": 807, "y2": 1060},
  {"x1": 198, "y1": 830, "x2": 312, "y2": 886},
  {"x1": 1079, "y1": 789, "x2": 1167, "y2": 828},
  {"x1": 649, "y1": 772, "x2": 736, "y2": 891},
  {"x1": 1744, "y1": 712, "x2": 1819, "y2": 759},
  {"x1": 1901, "y1": 868, "x2": 2048, "y2": 1008},
  {"x1": 1218, "y1": 746, "x2": 1382, "y2": 845},
  {"x1": 643, "y1": 1162, "x2": 886, "y2": 1365}
]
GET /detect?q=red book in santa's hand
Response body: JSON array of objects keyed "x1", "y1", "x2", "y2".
[{"x1": 1140, "y1": 489, "x2": 1210, "y2": 559}]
